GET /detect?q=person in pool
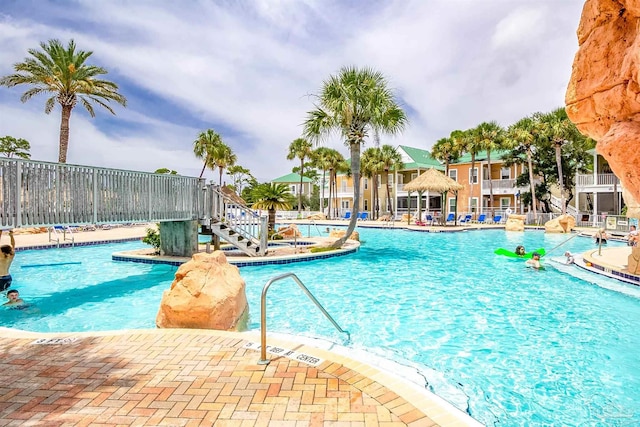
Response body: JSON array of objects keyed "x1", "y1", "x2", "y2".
[
  {"x1": 515, "y1": 245, "x2": 526, "y2": 256},
  {"x1": 3, "y1": 289, "x2": 24, "y2": 307},
  {"x1": 0, "y1": 229, "x2": 15, "y2": 294},
  {"x1": 525, "y1": 252, "x2": 542, "y2": 269},
  {"x1": 564, "y1": 251, "x2": 575, "y2": 264},
  {"x1": 594, "y1": 228, "x2": 609, "y2": 245}
]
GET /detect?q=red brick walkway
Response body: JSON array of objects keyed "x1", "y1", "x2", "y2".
[{"x1": 0, "y1": 329, "x2": 475, "y2": 426}]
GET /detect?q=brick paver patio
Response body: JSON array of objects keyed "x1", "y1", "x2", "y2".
[{"x1": 0, "y1": 329, "x2": 476, "y2": 426}]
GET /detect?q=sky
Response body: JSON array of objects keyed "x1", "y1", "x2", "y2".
[{"x1": 0, "y1": 0, "x2": 586, "y2": 183}]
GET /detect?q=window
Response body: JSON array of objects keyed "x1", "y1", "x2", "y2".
[
  {"x1": 501, "y1": 167, "x2": 511, "y2": 180},
  {"x1": 290, "y1": 185, "x2": 297, "y2": 195},
  {"x1": 469, "y1": 197, "x2": 478, "y2": 213},
  {"x1": 364, "y1": 199, "x2": 368, "y2": 211},
  {"x1": 449, "y1": 170, "x2": 457, "y2": 181},
  {"x1": 411, "y1": 172, "x2": 418, "y2": 181},
  {"x1": 448, "y1": 197, "x2": 456, "y2": 213},
  {"x1": 341, "y1": 200, "x2": 350, "y2": 209},
  {"x1": 500, "y1": 197, "x2": 510, "y2": 210},
  {"x1": 387, "y1": 174, "x2": 394, "y2": 185},
  {"x1": 364, "y1": 178, "x2": 368, "y2": 190},
  {"x1": 469, "y1": 168, "x2": 478, "y2": 184}
]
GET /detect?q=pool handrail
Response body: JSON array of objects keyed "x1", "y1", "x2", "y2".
[{"x1": 258, "y1": 272, "x2": 351, "y2": 365}]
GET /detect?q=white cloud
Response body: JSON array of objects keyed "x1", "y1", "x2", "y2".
[{"x1": 0, "y1": 0, "x2": 585, "y2": 182}]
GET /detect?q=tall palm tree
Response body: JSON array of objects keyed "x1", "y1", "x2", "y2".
[
  {"x1": 287, "y1": 138, "x2": 313, "y2": 214},
  {"x1": 476, "y1": 121, "x2": 505, "y2": 217},
  {"x1": 380, "y1": 145, "x2": 403, "y2": 217},
  {"x1": 460, "y1": 128, "x2": 482, "y2": 215},
  {"x1": 431, "y1": 134, "x2": 461, "y2": 218},
  {"x1": 251, "y1": 183, "x2": 294, "y2": 233},
  {"x1": 210, "y1": 142, "x2": 236, "y2": 186},
  {"x1": 324, "y1": 150, "x2": 347, "y2": 219},
  {"x1": 303, "y1": 66, "x2": 407, "y2": 247},
  {"x1": 539, "y1": 108, "x2": 577, "y2": 215},
  {"x1": 193, "y1": 129, "x2": 222, "y2": 179},
  {"x1": 0, "y1": 39, "x2": 126, "y2": 163},
  {"x1": 507, "y1": 117, "x2": 538, "y2": 219},
  {"x1": 311, "y1": 147, "x2": 333, "y2": 216},
  {"x1": 361, "y1": 147, "x2": 383, "y2": 219}
]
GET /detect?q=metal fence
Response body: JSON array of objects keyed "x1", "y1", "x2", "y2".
[{"x1": 0, "y1": 158, "x2": 205, "y2": 228}]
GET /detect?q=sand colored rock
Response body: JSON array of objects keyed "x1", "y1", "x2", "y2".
[
  {"x1": 628, "y1": 246, "x2": 640, "y2": 274},
  {"x1": 545, "y1": 214, "x2": 577, "y2": 233},
  {"x1": 306, "y1": 213, "x2": 327, "y2": 220},
  {"x1": 565, "y1": 0, "x2": 640, "y2": 214},
  {"x1": 401, "y1": 214, "x2": 414, "y2": 223},
  {"x1": 156, "y1": 251, "x2": 248, "y2": 330},
  {"x1": 277, "y1": 224, "x2": 302, "y2": 238},
  {"x1": 505, "y1": 214, "x2": 525, "y2": 232},
  {"x1": 329, "y1": 229, "x2": 359, "y2": 241}
]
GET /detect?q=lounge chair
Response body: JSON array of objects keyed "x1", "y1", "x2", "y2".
[
  {"x1": 474, "y1": 214, "x2": 486, "y2": 224},
  {"x1": 357, "y1": 212, "x2": 369, "y2": 220},
  {"x1": 492, "y1": 215, "x2": 502, "y2": 224},
  {"x1": 460, "y1": 214, "x2": 472, "y2": 224},
  {"x1": 342, "y1": 211, "x2": 351, "y2": 220},
  {"x1": 445, "y1": 213, "x2": 455, "y2": 224}
]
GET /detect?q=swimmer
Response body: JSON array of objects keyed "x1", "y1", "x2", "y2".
[
  {"x1": 515, "y1": 245, "x2": 526, "y2": 256},
  {"x1": 0, "y1": 229, "x2": 16, "y2": 294},
  {"x1": 594, "y1": 228, "x2": 609, "y2": 245},
  {"x1": 525, "y1": 252, "x2": 542, "y2": 269},
  {"x1": 564, "y1": 251, "x2": 575, "y2": 265},
  {"x1": 3, "y1": 289, "x2": 24, "y2": 307}
]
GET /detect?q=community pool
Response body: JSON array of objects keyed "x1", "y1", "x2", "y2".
[{"x1": 2, "y1": 228, "x2": 639, "y2": 426}]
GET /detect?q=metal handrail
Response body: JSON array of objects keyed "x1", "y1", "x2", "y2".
[{"x1": 258, "y1": 272, "x2": 351, "y2": 365}]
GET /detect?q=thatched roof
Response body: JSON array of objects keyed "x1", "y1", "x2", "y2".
[
  {"x1": 403, "y1": 168, "x2": 464, "y2": 193},
  {"x1": 221, "y1": 185, "x2": 247, "y2": 205}
]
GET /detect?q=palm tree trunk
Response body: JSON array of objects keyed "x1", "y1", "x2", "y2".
[
  {"x1": 58, "y1": 105, "x2": 73, "y2": 163},
  {"x1": 298, "y1": 159, "x2": 304, "y2": 214},
  {"x1": 199, "y1": 157, "x2": 208, "y2": 179},
  {"x1": 374, "y1": 174, "x2": 379, "y2": 219},
  {"x1": 555, "y1": 142, "x2": 565, "y2": 215},
  {"x1": 527, "y1": 148, "x2": 537, "y2": 220},
  {"x1": 333, "y1": 142, "x2": 361, "y2": 248},
  {"x1": 321, "y1": 169, "x2": 326, "y2": 216},
  {"x1": 385, "y1": 169, "x2": 394, "y2": 216},
  {"x1": 218, "y1": 167, "x2": 224, "y2": 186},
  {"x1": 469, "y1": 154, "x2": 476, "y2": 218},
  {"x1": 487, "y1": 150, "x2": 494, "y2": 217},
  {"x1": 328, "y1": 169, "x2": 333, "y2": 219}
]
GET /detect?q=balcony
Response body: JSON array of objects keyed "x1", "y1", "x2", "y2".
[{"x1": 576, "y1": 173, "x2": 620, "y2": 187}]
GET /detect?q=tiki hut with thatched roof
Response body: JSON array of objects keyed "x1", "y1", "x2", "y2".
[{"x1": 403, "y1": 168, "x2": 464, "y2": 225}]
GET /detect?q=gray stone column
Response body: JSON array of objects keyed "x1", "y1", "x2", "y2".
[{"x1": 159, "y1": 220, "x2": 199, "y2": 257}]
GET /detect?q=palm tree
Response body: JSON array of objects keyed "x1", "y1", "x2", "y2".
[
  {"x1": 311, "y1": 147, "x2": 333, "y2": 216},
  {"x1": 361, "y1": 147, "x2": 383, "y2": 219},
  {"x1": 210, "y1": 142, "x2": 236, "y2": 186},
  {"x1": 193, "y1": 129, "x2": 222, "y2": 179},
  {"x1": 0, "y1": 136, "x2": 31, "y2": 159},
  {"x1": 476, "y1": 121, "x2": 505, "y2": 217},
  {"x1": 431, "y1": 134, "x2": 461, "y2": 218},
  {"x1": 251, "y1": 183, "x2": 294, "y2": 233},
  {"x1": 287, "y1": 138, "x2": 313, "y2": 214},
  {"x1": 460, "y1": 128, "x2": 482, "y2": 215},
  {"x1": 325, "y1": 150, "x2": 347, "y2": 219},
  {"x1": 507, "y1": 117, "x2": 538, "y2": 219},
  {"x1": 380, "y1": 145, "x2": 403, "y2": 217},
  {"x1": 0, "y1": 39, "x2": 126, "y2": 163},
  {"x1": 303, "y1": 66, "x2": 407, "y2": 247}
]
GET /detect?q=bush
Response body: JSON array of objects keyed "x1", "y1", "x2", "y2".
[
  {"x1": 310, "y1": 247, "x2": 336, "y2": 254},
  {"x1": 142, "y1": 227, "x2": 161, "y2": 254}
]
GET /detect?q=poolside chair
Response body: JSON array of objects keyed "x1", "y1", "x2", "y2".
[
  {"x1": 460, "y1": 214, "x2": 472, "y2": 224},
  {"x1": 342, "y1": 211, "x2": 351, "y2": 220},
  {"x1": 492, "y1": 215, "x2": 502, "y2": 224},
  {"x1": 474, "y1": 214, "x2": 486, "y2": 224},
  {"x1": 357, "y1": 212, "x2": 369, "y2": 220},
  {"x1": 445, "y1": 213, "x2": 455, "y2": 224},
  {"x1": 424, "y1": 214, "x2": 434, "y2": 225}
]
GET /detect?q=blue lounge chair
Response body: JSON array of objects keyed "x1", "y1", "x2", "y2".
[
  {"x1": 459, "y1": 214, "x2": 472, "y2": 224},
  {"x1": 445, "y1": 213, "x2": 455, "y2": 224},
  {"x1": 425, "y1": 214, "x2": 434, "y2": 225},
  {"x1": 492, "y1": 215, "x2": 502, "y2": 224},
  {"x1": 474, "y1": 214, "x2": 486, "y2": 223},
  {"x1": 357, "y1": 212, "x2": 369, "y2": 220},
  {"x1": 342, "y1": 211, "x2": 351, "y2": 220}
]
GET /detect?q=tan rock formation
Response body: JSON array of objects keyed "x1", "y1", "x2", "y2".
[
  {"x1": 565, "y1": 0, "x2": 640, "y2": 215},
  {"x1": 628, "y1": 246, "x2": 640, "y2": 275},
  {"x1": 156, "y1": 251, "x2": 248, "y2": 330},
  {"x1": 277, "y1": 224, "x2": 302, "y2": 238},
  {"x1": 306, "y1": 213, "x2": 327, "y2": 220},
  {"x1": 329, "y1": 229, "x2": 360, "y2": 241},
  {"x1": 505, "y1": 214, "x2": 525, "y2": 232},
  {"x1": 545, "y1": 214, "x2": 577, "y2": 233}
]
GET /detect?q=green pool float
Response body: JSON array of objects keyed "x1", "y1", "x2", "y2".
[{"x1": 494, "y1": 247, "x2": 546, "y2": 259}]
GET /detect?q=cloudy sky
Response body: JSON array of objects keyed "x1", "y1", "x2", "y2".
[{"x1": 0, "y1": 0, "x2": 585, "y2": 183}]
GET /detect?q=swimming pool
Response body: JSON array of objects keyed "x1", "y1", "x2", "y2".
[{"x1": 3, "y1": 229, "x2": 640, "y2": 426}]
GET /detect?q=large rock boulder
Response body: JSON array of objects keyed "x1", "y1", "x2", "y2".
[
  {"x1": 565, "y1": 0, "x2": 640, "y2": 217},
  {"x1": 545, "y1": 214, "x2": 577, "y2": 233},
  {"x1": 277, "y1": 224, "x2": 302, "y2": 238},
  {"x1": 505, "y1": 214, "x2": 525, "y2": 232},
  {"x1": 329, "y1": 229, "x2": 360, "y2": 241},
  {"x1": 628, "y1": 246, "x2": 640, "y2": 275},
  {"x1": 156, "y1": 251, "x2": 248, "y2": 330}
]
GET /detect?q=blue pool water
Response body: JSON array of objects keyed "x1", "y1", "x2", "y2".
[{"x1": 2, "y1": 229, "x2": 640, "y2": 426}]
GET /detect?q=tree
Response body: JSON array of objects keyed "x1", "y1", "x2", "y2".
[
  {"x1": 310, "y1": 147, "x2": 334, "y2": 216},
  {"x1": 154, "y1": 168, "x2": 177, "y2": 174},
  {"x1": 460, "y1": 127, "x2": 483, "y2": 214},
  {"x1": 251, "y1": 183, "x2": 294, "y2": 234},
  {"x1": 379, "y1": 145, "x2": 403, "y2": 217},
  {"x1": 226, "y1": 165, "x2": 253, "y2": 194},
  {"x1": 361, "y1": 147, "x2": 383, "y2": 219},
  {"x1": 287, "y1": 138, "x2": 313, "y2": 214},
  {"x1": 303, "y1": 66, "x2": 407, "y2": 247},
  {"x1": 431, "y1": 134, "x2": 462, "y2": 218},
  {"x1": 193, "y1": 129, "x2": 222, "y2": 179},
  {"x1": 476, "y1": 121, "x2": 505, "y2": 216},
  {"x1": 505, "y1": 117, "x2": 539, "y2": 219},
  {"x1": 210, "y1": 142, "x2": 236, "y2": 186},
  {"x1": 0, "y1": 136, "x2": 31, "y2": 159},
  {"x1": 0, "y1": 39, "x2": 126, "y2": 163}
]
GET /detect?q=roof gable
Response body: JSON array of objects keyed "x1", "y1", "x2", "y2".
[{"x1": 271, "y1": 172, "x2": 313, "y2": 183}]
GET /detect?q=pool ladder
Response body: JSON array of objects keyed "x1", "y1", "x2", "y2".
[{"x1": 258, "y1": 272, "x2": 351, "y2": 365}]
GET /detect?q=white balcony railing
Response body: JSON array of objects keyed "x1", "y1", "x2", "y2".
[{"x1": 576, "y1": 173, "x2": 620, "y2": 187}]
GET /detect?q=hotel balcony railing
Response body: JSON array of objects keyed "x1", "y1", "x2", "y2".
[{"x1": 576, "y1": 173, "x2": 620, "y2": 187}]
